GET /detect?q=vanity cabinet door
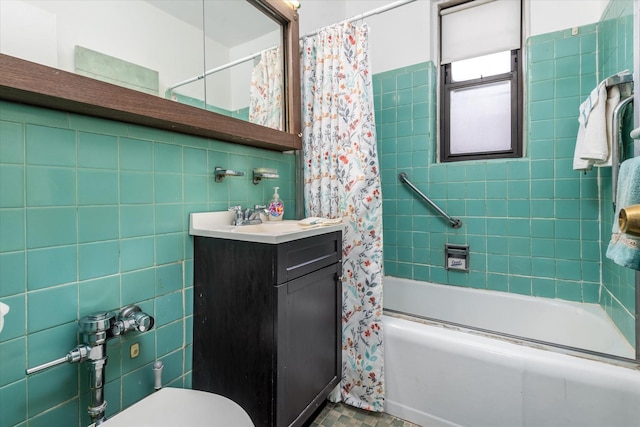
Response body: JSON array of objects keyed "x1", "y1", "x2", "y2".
[
  {"x1": 276, "y1": 262, "x2": 342, "y2": 427},
  {"x1": 192, "y1": 231, "x2": 342, "y2": 427}
]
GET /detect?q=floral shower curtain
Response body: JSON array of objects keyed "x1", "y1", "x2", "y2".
[
  {"x1": 301, "y1": 22, "x2": 384, "y2": 411},
  {"x1": 249, "y1": 46, "x2": 283, "y2": 130}
]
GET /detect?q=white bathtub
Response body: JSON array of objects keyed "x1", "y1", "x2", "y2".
[{"x1": 383, "y1": 277, "x2": 640, "y2": 427}]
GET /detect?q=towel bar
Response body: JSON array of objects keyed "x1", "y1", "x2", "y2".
[{"x1": 611, "y1": 96, "x2": 634, "y2": 212}]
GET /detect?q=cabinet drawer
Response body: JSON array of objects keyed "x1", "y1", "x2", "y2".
[{"x1": 276, "y1": 231, "x2": 341, "y2": 283}]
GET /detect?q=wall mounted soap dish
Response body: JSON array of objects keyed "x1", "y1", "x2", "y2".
[
  {"x1": 214, "y1": 167, "x2": 245, "y2": 183},
  {"x1": 253, "y1": 168, "x2": 279, "y2": 184}
]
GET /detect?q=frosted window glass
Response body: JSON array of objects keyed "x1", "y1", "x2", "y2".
[
  {"x1": 449, "y1": 80, "x2": 511, "y2": 155},
  {"x1": 451, "y1": 51, "x2": 511, "y2": 82}
]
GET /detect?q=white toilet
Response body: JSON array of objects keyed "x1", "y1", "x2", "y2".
[{"x1": 101, "y1": 387, "x2": 254, "y2": 427}]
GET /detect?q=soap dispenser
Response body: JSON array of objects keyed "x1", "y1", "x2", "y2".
[{"x1": 268, "y1": 187, "x2": 284, "y2": 221}]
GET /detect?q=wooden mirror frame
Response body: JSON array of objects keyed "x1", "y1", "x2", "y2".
[{"x1": 0, "y1": 0, "x2": 301, "y2": 152}]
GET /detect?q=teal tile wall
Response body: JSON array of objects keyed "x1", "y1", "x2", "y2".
[
  {"x1": 597, "y1": 0, "x2": 636, "y2": 345},
  {"x1": 0, "y1": 100, "x2": 295, "y2": 427},
  {"x1": 376, "y1": 1, "x2": 635, "y2": 346}
]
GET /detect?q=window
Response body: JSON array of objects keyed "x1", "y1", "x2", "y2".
[{"x1": 439, "y1": 0, "x2": 522, "y2": 162}]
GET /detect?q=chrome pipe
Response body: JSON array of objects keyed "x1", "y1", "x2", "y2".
[{"x1": 398, "y1": 172, "x2": 462, "y2": 229}]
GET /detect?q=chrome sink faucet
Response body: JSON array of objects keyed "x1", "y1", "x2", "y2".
[
  {"x1": 26, "y1": 305, "x2": 154, "y2": 426},
  {"x1": 229, "y1": 205, "x2": 268, "y2": 225}
]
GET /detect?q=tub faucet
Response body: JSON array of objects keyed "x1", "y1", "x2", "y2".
[{"x1": 26, "y1": 304, "x2": 154, "y2": 426}]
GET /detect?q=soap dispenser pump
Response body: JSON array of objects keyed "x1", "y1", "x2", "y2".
[{"x1": 268, "y1": 187, "x2": 284, "y2": 221}]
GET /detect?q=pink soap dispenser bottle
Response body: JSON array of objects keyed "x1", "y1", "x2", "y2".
[{"x1": 268, "y1": 187, "x2": 284, "y2": 221}]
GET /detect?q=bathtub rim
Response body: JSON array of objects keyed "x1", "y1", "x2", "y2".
[{"x1": 383, "y1": 309, "x2": 640, "y2": 370}]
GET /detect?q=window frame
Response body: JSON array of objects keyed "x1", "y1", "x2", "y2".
[{"x1": 439, "y1": 49, "x2": 523, "y2": 163}]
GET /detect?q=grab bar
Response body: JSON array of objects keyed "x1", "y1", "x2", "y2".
[
  {"x1": 611, "y1": 96, "x2": 634, "y2": 212},
  {"x1": 398, "y1": 172, "x2": 462, "y2": 229}
]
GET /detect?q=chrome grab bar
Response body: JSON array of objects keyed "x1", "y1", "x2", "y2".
[{"x1": 398, "y1": 172, "x2": 462, "y2": 229}]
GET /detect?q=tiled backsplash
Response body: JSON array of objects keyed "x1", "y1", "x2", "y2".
[{"x1": 0, "y1": 101, "x2": 295, "y2": 426}]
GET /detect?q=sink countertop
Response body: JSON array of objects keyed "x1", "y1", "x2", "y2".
[{"x1": 189, "y1": 211, "x2": 343, "y2": 244}]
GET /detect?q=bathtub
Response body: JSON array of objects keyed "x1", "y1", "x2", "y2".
[{"x1": 382, "y1": 277, "x2": 640, "y2": 427}]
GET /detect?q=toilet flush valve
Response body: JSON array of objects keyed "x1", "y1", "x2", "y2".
[{"x1": 112, "y1": 304, "x2": 155, "y2": 335}]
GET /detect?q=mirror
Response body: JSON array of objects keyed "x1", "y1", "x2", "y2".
[
  {"x1": 0, "y1": 0, "x2": 300, "y2": 151},
  {"x1": 145, "y1": 1, "x2": 284, "y2": 131}
]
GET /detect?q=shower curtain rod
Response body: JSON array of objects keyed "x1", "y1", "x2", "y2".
[
  {"x1": 167, "y1": 0, "x2": 418, "y2": 92},
  {"x1": 302, "y1": 0, "x2": 417, "y2": 38},
  {"x1": 166, "y1": 50, "x2": 264, "y2": 93}
]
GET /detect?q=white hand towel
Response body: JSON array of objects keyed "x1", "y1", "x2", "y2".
[
  {"x1": 573, "y1": 82, "x2": 608, "y2": 171},
  {"x1": 578, "y1": 84, "x2": 601, "y2": 126},
  {"x1": 594, "y1": 84, "x2": 621, "y2": 167}
]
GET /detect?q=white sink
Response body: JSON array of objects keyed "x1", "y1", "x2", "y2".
[
  {"x1": 101, "y1": 388, "x2": 254, "y2": 427},
  {"x1": 189, "y1": 211, "x2": 343, "y2": 244}
]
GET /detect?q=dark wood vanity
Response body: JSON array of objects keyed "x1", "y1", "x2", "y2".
[{"x1": 192, "y1": 230, "x2": 342, "y2": 427}]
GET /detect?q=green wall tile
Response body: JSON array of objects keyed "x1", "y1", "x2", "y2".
[
  {"x1": 120, "y1": 205, "x2": 154, "y2": 238},
  {"x1": 26, "y1": 125, "x2": 75, "y2": 167},
  {"x1": 555, "y1": 76, "x2": 580, "y2": 98},
  {"x1": 27, "y1": 284, "x2": 78, "y2": 333},
  {"x1": 155, "y1": 173, "x2": 183, "y2": 203},
  {"x1": 78, "y1": 206, "x2": 119, "y2": 243},
  {"x1": 0, "y1": 120, "x2": 24, "y2": 164},
  {"x1": 26, "y1": 207, "x2": 76, "y2": 249},
  {"x1": 155, "y1": 290, "x2": 183, "y2": 326},
  {"x1": 184, "y1": 175, "x2": 208, "y2": 203},
  {"x1": 120, "y1": 138, "x2": 153, "y2": 171},
  {"x1": 0, "y1": 251, "x2": 25, "y2": 297},
  {"x1": 509, "y1": 276, "x2": 531, "y2": 295},
  {"x1": 26, "y1": 167, "x2": 76, "y2": 207},
  {"x1": 529, "y1": 80, "x2": 555, "y2": 102},
  {"x1": 120, "y1": 172, "x2": 153, "y2": 204},
  {"x1": 78, "y1": 132, "x2": 118, "y2": 169},
  {"x1": 486, "y1": 273, "x2": 508, "y2": 292},
  {"x1": 532, "y1": 278, "x2": 556, "y2": 298},
  {"x1": 0, "y1": 165, "x2": 24, "y2": 208},
  {"x1": 29, "y1": 399, "x2": 79, "y2": 427},
  {"x1": 157, "y1": 320, "x2": 184, "y2": 356},
  {"x1": 121, "y1": 237, "x2": 154, "y2": 272},
  {"x1": 155, "y1": 204, "x2": 183, "y2": 234},
  {"x1": 78, "y1": 170, "x2": 118, "y2": 205},
  {"x1": 78, "y1": 276, "x2": 120, "y2": 318},
  {"x1": 556, "y1": 280, "x2": 582, "y2": 301},
  {"x1": 155, "y1": 233, "x2": 183, "y2": 265},
  {"x1": 78, "y1": 241, "x2": 119, "y2": 280},
  {"x1": 0, "y1": 379, "x2": 27, "y2": 426},
  {"x1": 121, "y1": 363, "x2": 155, "y2": 408},
  {"x1": 155, "y1": 263, "x2": 183, "y2": 296},
  {"x1": 27, "y1": 246, "x2": 77, "y2": 290},
  {"x1": 531, "y1": 179, "x2": 554, "y2": 198},
  {"x1": 183, "y1": 147, "x2": 208, "y2": 174},
  {"x1": 121, "y1": 268, "x2": 155, "y2": 305},
  {"x1": 155, "y1": 143, "x2": 183, "y2": 173},
  {"x1": 0, "y1": 337, "x2": 26, "y2": 386}
]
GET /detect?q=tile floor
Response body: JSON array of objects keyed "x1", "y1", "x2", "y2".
[{"x1": 307, "y1": 402, "x2": 421, "y2": 427}]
